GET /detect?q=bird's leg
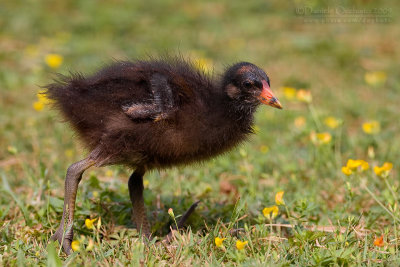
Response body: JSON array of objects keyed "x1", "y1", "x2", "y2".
[
  {"x1": 128, "y1": 167, "x2": 151, "y2": 238},
  {"x1": 128, "y1": 167, "x2": 199, "y2": 243},
  {"x1": 164, "y1": 200, "x2": 200, "y2": 243},
  {"x1": 51, "y1": 157, "x2": 95, "y2": 254}
]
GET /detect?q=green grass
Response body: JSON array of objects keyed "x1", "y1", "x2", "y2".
[{"x1": 1, "y1": 0, "x2": 399, "y2": 265}]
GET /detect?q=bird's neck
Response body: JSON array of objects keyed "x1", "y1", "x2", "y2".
[
  {"x1": 227, "y1": 100, "x2": 257, "y2": 133},
  {"x1": 205, "y1": 82, "x2": 259, "y2": 140},
  {"x1": 209, "y1": 94, "x2": 257, "y2": 138}
]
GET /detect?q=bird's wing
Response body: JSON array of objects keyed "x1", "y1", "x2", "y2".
[{"x1": 122, "y1": 73, "x2": 177, "y2": 121}]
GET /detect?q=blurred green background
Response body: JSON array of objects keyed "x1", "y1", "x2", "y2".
[{"x1": 1, "y1": 0, "x2": 399, "y2": 265}]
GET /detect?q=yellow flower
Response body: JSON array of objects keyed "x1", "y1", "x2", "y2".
[
  {"x1": 105, "y1": 170, "x2": 113, "y2": 177},
  {"x1": 236, "y1": 240, "x2": 248, "y2": 250},
  {"x1": 37, "y1": 91, "x2": 50, "y2": 104},
  {"x1": 86, "y1": 238, "x2": 94, "y2": 251},
  {"x1": 374, "y1": 162, "x2": 393, "y2": 177},
  {"x1": 373, "y1": 166, "x2": 382, "y2": 176},
  {"x1": 143, "y1": 179, "x2": 150, "y2": 188},
  {"x1": 275, "y1": 191, "x2": 285, "y2": 205},
  {"x1": 341, "y1": 166, "x2": 352, "y2": 176},
  {"x1": 365, "y1": 71, "x2": 387, "y2": 86},
  {"x1": 317, "y1": 132, "x2": 332, "y2": 144},
  {"x1": 324, "y1": 117, "x2": 340, "y2": 129},
  {"x1": 310, "y1": 131, "x2": 332, "y2": 145},
  {"x1": 194, "y1": 58, "x2": 213, "y2": 73},
  {"x1": 294, "y1": 116, "x2": 306, "y2": 129},
  {"x1": 344, "y1": 159, "x2": 369, "y2": 173},
  {"x1": 45, "y1": 54, "x2": 63, "y2": 69},
  {"x1": 33, "y1": 90, "x2": 51, "y2": 112},
  {"x1": 296, "y1": 89, "x2": 312, "y2": 103},
  {"x1": 360, "y1": 161, "x2": 369, "y2": 171},
  {"x1": 214, "y1": 237, "x2": 226, "y2": 248},
  {"x1": 33, "y1": 101, "x2": 44, "y2": 111},
  {"x1": 346, "y1": 159, "x2": 361, "y2": 170},
  {"x1": 262, "y1": 205, "x2": 279, "y2": 219},
  {"x1": 260, "y1": 145, "x2": 269, "y2": 154},
  {"x1": 382, "y1": 162, "x2": 393, "y2": 170},
  {"x1": 71, "y1": 240, "x2": 80, "y2": 251},
  {"x1": 362, "y1": 121, "x2": 380, "y2": 135},
  {"x1": 85, "y1": 218, "x2": 97, "y2": 229},
  {"x1": 282, "y1": 87, "x2": 296, "y2": 100}
]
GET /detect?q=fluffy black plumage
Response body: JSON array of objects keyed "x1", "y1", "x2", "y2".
[{"x1": 46, "y1": 58, "x2": 273, "y2": 169}]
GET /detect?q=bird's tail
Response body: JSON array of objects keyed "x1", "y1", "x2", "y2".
[{"x1": 44, "y1": 73, "x2": 101, "y2": 150}]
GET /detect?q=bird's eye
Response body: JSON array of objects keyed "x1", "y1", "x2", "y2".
[{"x1": 243, "y1": 81, "x2": 252, "y2": 89}]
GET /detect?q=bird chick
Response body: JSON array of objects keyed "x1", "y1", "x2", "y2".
[{"x1": 46, "y1": 57, "x2": 282, "y2": 254}]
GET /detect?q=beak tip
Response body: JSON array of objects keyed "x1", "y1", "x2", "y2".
[{"x1": 271, "y1": 98, "x2": 283, "y2": 110}]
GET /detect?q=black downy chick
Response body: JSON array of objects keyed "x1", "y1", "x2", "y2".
[{"x1": 46, "y1": 57, "x2": 282, "y2": 254}]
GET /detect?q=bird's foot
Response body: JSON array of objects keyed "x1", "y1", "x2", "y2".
[
  {"x1": 163, "y1": 200, "x2": 200, "y2": 243},
  {"x1": 51, "y1": 225, "x2": 74, "y2": 255}
]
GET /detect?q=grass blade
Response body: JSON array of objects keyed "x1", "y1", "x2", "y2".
[{"x1": 1, "y1": 173, "x2": 32, "y2": 226}]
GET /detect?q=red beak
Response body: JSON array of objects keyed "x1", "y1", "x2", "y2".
[{"x1": 258, "y1": 80, "x2": 283, "y2": 109}]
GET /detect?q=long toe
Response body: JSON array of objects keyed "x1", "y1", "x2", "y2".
[
  {"x1": 62, "y1": 239, "x2": 73, "y2": 255},
  {"x1": 163, "y1": 200, "x2": 200, "y2": 243},
  {"x1": 51, "y1": 227, "x2": 73, "y2": 255},
  {"x1": 177, "y1": 200, "x2": 200, "y2": 228}
]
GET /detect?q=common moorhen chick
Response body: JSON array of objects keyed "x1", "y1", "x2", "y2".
[{"x1": 46, "y1": 57, "x2": 282, "y2": 254}]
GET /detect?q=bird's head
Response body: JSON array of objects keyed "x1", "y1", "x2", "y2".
[{"x1": 223, "y1": 62, "x2": 282, "y2": 109}]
